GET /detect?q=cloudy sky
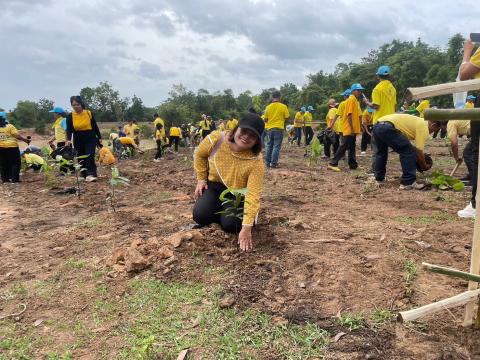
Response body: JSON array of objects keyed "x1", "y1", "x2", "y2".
[{"x1": 0, "y1": 0, "x2": 478, "y2": 110}]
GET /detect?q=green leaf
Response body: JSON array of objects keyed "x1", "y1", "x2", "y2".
[
  {"x1": 438, "y1": 184, "x2": 449, "y2": 190},
  {"x1": 452, "y1": 182, "x2": 465, "y2": 191}
]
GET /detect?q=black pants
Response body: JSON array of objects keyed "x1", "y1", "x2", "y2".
[
  {"x1": 470, "y1": 121, "x2": 480, "y2": 208},
  {"x1": 324, "y1": 132, "x2": 339, "y2": 158},
  {"x1": 193, "y1": 181, "x2": 243, "y2": 234},
  {"x1": 202, "y1": 130, "x2": 211, "y2": 139},
  {"x1": 169, "y1": 136, "x2": 180, "y2": 152},
  {"x1": 463, "y1": 139, "x2": 474, "y2": 181},
  {"x1": 361, "y1": 127, "x2": 372, "y2": 151},
  {"x1": 73, "y1": 131, "x2": 98, "y2": 177},
  {"x1": 155, "y1": 140, "x2": 164, "y2": 159},
  {"x1": 330, "y1": 135, "x2": 357, "y2": 169},
  {"x1": 0, "y1": 147, "x2": 21, "y2": 182},
  {"x1": 304, "y1": 126, "x2": 314, "y2": 146}
]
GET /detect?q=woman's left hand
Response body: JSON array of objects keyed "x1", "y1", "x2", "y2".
[{"x1": 238, "y1": 226, "x2": 253, "y2": 252}]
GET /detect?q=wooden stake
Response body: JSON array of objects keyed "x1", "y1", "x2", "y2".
[
  {"x1": 423, "y1": 109, "x2": 480, "y2": 121},
  {"x1": 398, "y1": 289, "x2": 480, "y2": 323},
  {"x1": 422, "y1": 262, "x2": 480, "y2": 283},
  {"x1": 463, "y1": 140, "x2": 480, "y2": 326},
  {"x1": 406, "y1": 78, "x2": 480, "y2": 100}
]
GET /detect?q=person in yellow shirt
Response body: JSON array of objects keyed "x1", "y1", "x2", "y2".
[
  {"x1": 97, "y1": 144, "x2": 116, "y2": 166},
  {"x1": 360, "y1": 107, "x2": 374, "y2": 154},
  {"x1": 447, "y1": 120, "x2": 471, "y2": 184},
  {"x1": 416, "y1": 99, "x2": 430, "y2": 118},
  {"x1": 264, "y1": 91, "x2": 290, "y2": 168},
  {"x1": 328, "y1": 89, "x2": 351, "y2": 147},
  {"x1": 372, "y1": 114, "x2": 440, "y2": 190},
  {"x1": 217, "y1": 120, "x2": 226, "y2": 131},
  {"x1": 465, "y1": 95, "x2": 476, "y2": 108},
  {"x1": 153, "y1": 113, "x2": 166, "y2": 138},
  {"x1": 66, "y1": 96, "x2": 102, "y2": 182},
  {"x1": 153, "y1": 123, "x2": 167, "y2": 161},
  {"x1": 293, "y1": 107, "x2": 305, "y2": 146},
  {"x1": 22, "y1": 149, "x2": 46, "y2": 172},
  {"x1": 118, "y1": 136, "x2": 144, "y2": 155},
  {"x1": 123, "y1": 120, "x2": 140, "y2": 144},
  {"x1": 168, "y1": 125, "x2": 182, "y2": 153},
  {"x1": 193, "y1": 113, "x2": 265, "y2": 252},
  {"x1": 199, "y1": 115, "x2": 213, "y2": 138},
  {"x1": 458, "y1": 36, "x2": 480, "y2": 217},
  {"x1": 329, "y1": 84, "x2": 364, "y2": 171},
  {"x1": 48, "y1": 107, "x2": 67, "y2": 148},
  {"x1": 226, "y1": 116, "x2": 238, "y2": 130},
  {"x1": 304, "y1": 106, "x2": 314, "y2": 145},
  {"x1": 324, "y1": 99, "x2": 339, "y2": 158}
]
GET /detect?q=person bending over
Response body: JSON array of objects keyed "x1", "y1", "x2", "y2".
[{"x1": 193, "y1": 113, "x2": 265, "y2": 252}]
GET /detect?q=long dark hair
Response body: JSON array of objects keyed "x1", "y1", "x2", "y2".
[
  {"x1": 0, "y1": 116, "x2": 7, "y2": 127},
  {"x1": 70, "y1": 95, "x2": 86, "y2": 109},
  {"x1": 227, "y1": 126, "x2": 262, "y2": 155}
]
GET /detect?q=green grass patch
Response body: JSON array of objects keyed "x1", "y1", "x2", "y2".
[
  {"x1": 395, "y1": 213, "x2": 457, "y2": 225},
  {"x1": 404, "y1": 260, "x2": 417, "y2": 284},
  {"x1": 370, "y1": 309, "x2": 395, "y2": 325},
  {"x1": 76, "y1": 217, "x2": 103, "y2": 229},
  {"x1": 336, "y1": 312, "x2": 365, "y2": 331},
  {"x1": 65, "y1": 258, "x2": 86, "y2": 270}
]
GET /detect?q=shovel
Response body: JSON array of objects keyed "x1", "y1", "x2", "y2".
[{"x1": 450, "y1": 161, "x2": 462, "y2": 177}]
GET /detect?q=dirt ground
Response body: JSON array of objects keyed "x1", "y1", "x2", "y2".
[{"x1": 1, "y1": 134, "x2": 480, "y2": 359}]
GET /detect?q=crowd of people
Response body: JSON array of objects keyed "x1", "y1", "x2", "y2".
[{"x1": 1, "y1": 37, "x2": 479, "y2": 251}]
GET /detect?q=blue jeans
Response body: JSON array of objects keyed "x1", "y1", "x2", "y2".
[
  {"x1": 373, "y1": 122, "x2": 416, "y2": 185},
  {"x1": 293, "y1": 127, "x2": 302, "y2": 146},
  {"x1": 265, "y1": 129, "x2": 284, "y2": 167}
]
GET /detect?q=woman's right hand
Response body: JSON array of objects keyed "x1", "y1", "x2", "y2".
[{"x1": 194, "y1": 181, "x2": 208, "y2": 199}]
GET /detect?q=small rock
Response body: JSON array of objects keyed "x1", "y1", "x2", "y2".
[
  {"x1": 158, "y1": 246, "x2": 174, "y2": 259},
  {"x1": 380, "y1": 234, "x2": 386, "y2": 241},
  {"x1": 334, "y1": 331, "x2": 347, "y2": 342},
  {"x1": 130, "y1": 238, "x2": 143, "y2": 248},
  {"x1": 190, "y1": 230, "x2": 204, "y2": 241},
  {"x1": 167, "y1": 233, "x2": 184, "y2": 248},
  {"x1": 219, "y1": 295, "x2": 235, "y2": 308},
  {"x1": 414, "y1": 241, "x2": 431, "y2": 249},
  {"x1": 33, "y1": 319, "x2": 44, "y2": 327},
  {"x1": 182, "y1": 232, "x2": 193, "y2": 241},
  {"x1": 222, "y1": 255, "x2": 231, "y2": 262},
  {"x1": 299, "y1": 282, "x2": 306, "y2": 289},
  {"x1": 5, "y1": 272, "x2": 12, "y2": 278},
  {"x1": 52, "y1": 246, "x2": 65, "y2": 252},
  {"x1": 274, "y1": 287, "x2": 283, "y2": 293},
  {"x1": 106, "y1": 248, "x2": 126, "y2": 267},
  {"x1": 124, "y1": 248, "x2": 149, "y2": 272},
  {"x1": 163, "y1": 268, "x2": 172, "y2": 275},
  {"x1": 365, "y1": 254, "x2": 381, "y2": 261}
]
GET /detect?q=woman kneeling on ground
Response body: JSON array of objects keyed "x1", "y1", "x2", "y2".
[{"x1": 193, "y1": 113, "x2": 265, "y2": 252}]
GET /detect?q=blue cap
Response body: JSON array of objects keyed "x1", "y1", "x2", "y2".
[
  {"x1": 351, "y1": 83, "x2": 365, "y2": 91},
  {"x1": 0, "y1": 111, "x2": 6, "y2": 119},
  {"x1": 341, "y1": 89, "x2": 351, "y2": 97},
  {"x1": 307, "y1": 105, "x2": 314, "y2": 111},
  {"x1": 367, "y1": 107, "x2": 375, "y2": 113},
  {"x1": 376, "y1": 65, "x2": 391, "y2": 76},
  {"x1": 467, "y1": 95, "x2": 476, "y2": 100},
  {"x1": 49, "y1": 107, "x2": 65, "y2": 114},
  {"x1": 300, "y1": 107, "x2": 306, "y2": 112}
]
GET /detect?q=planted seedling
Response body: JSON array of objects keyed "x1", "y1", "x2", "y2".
[
  {"x1": 216, "y1": 188, "x2": 248, "y2": 234},
  {"x1": 305, "y1": 137, "x2": 323, "y2": 168},
  {"x1": 109, "y1": 166, "x2": 130, "y2": 212},
  {"x1": 429, "y1": 170, "x2": 464, "y2": 191}
]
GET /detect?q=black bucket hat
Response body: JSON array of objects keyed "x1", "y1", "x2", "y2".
[{"x1": 238, "y1": 113, "x2": 265, "y2": 139}]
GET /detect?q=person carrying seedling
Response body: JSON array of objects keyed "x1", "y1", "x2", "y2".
[
  {"x1": 264, "y1": 91, "x2": 290, "y2": 168},
  {"x1": 303, "y1": 106, "x2": 314, "y2": 146},
  {"x1": 168, "y1": 125, "x2": 182, "y2": 153},
  {"x1": 193, "y1": 113, "x2": 265, "y2": 252},
  {"x1": 292, "y1": 107, "x2": 305, "y2": 147},
  {"x1": 360, "y1": 107, "x2": 374, "y2": 154},
  {"x1": 22, "y1": 148, "x2": 46, "y2": 172},
  {"x1": 323, "y1": 99, "x2": 339, "y2": 159},
  {"x1": 328, "y1": 84, "x2": 364, "y2": 171},
  {"x1": 458, "y1": 34, "x2": 480, "y2": 217},
  {"x1": 98, "y1": 143, "x2": 116, "y2": 166},
  {"x1": 372, "y1": 114, "x2": 440, "y2": 190}
]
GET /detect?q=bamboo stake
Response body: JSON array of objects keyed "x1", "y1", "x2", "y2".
[
  {"x1": 423, "y1": 109, "x2": 480, "y2": 121},
  {"x1": 406, "y1": 79, "x2": 480, "y2": 100},
  {"x1": 463, "y1": 140, "x2": 480, "y2": 326},
  {"x1": 422, "y1": 263, "x2": 480, "y2": 283},
  {"x1": 398, "y1": 289, "x2": 480, "y2": 323}
]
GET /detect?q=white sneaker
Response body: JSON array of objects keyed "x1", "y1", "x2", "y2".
[
  {"x1": 153, "y1": 158, "x2": 161, "y2": 162},
  {"x1": 399, "y1": 182, "x2": 425, "y2": 190},
  {"x1": 361, "y1": 151, "x2": 366, "y2": 155},
  {"x1": 458, "y1": 202, "x2": 476, "y2": 218},
  {"x1": 85, "y1": 175, "x2": 97, "y2": 182}
]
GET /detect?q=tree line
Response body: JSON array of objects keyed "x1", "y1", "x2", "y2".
[{"x1": 3, "y1": 34, "x2": 467, "y2": 132}]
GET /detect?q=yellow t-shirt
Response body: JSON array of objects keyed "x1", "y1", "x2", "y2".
[
  {"x1": 24, "y1": 153, "x2": 46, "y2": 166},
  {"x1": 342, "y1": 95, "x2": 362, "y2": 136},
  {"x1": 0, "y1": 124, "x2": 19, "y2": 148},
  {"x1": 378, "y1": 114, "x2": 429, "y2": 150},
  {"x1": 199, "y1": 119, "x2": 212, "y2": 131},
  {"x1": 193, "y1": 130, "x2": 264, "y2": 226},
  {"x1": 304, "y1": 111, "x2": 313, "y2": 126},
  {"x1": 72, "y1": 110, "x2": 93, "y2": 131},
  {"x1": 469, "y1": 48, "x2": 480, "y2": 79},
  {"x1": 372, "y1": 80, "x2": 397, "y2": 124},
  {"x1": 465, "y1": 102, "x2": 475, "y2": 109},
  {"x1": 155, "y1": 129, "x2": 165, "y2": 141},
  {"x1": 154, "y1": 117, "x2": 166, "y2": 137},
  {"x1": 119, "y1": 137, "x2": 135, "y2": 146},
  {"x1": 326, "y1": 107, "x2": 336, "y2": 128},
  {"x1": 294, "y1": 112, "x2": 304, "y2": 127},
  {"x1": 362, "y1": 109, "x2": 373, "y2": 126},
  {"x1": 336, "y1": 100, "x2": 347, "y2": 134},
  {"x1": 447, "y1": 120, "x2": 470, "y2": 140},
  {"x1": 124, "y1": 124, "x2": 140, "y2": 139},
  {"x1": 109, "y1": 133, "x2": 119, "y2": 141},
  {"x1": 98, "y1": 147, "x2": 116, "y2": 165},
  {"x1": 416, "y1": 100, "x2": 430, "y2": 118},
  {"x1": 218, "y1": 123, "x2": 225, "y2": 131},
  {"x1": 264, "y1": 101, "x2": 290, "y2": 130},
  {"x1": 53, "y1": 117, "x2": 66, "y2": 142},
  {"x1": 169, "y1": 127, "x2": 181, "y2": 137},
  {"x1": 226, "y1": 119, "x2": 238, "y2": 130}
]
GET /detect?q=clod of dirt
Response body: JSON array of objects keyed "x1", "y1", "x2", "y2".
[
  {"x1": 167, "y1": 230, "x2": 204, "y2": 248},
  {"x1": 157, "y1": 246, "x2": 174, "y2": 259},
  {"x1": 124, "y1": 248, "x2": 149, "y2": 272},
  {"x1": 365, "y1": 254, "x2": 381, "y2": 261},
  {"x1": 106, "y1": 248, "x2": 126, "y2": 267},
  {"x1": 130, "y1": 238, "x2": 143, "y2": 248},
  {"x1": 414, "y1": 241, "x2": 431, "y2": 249},
  {"x1": 219, "y1": 295, "x2": 235, "y2": 308}
]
